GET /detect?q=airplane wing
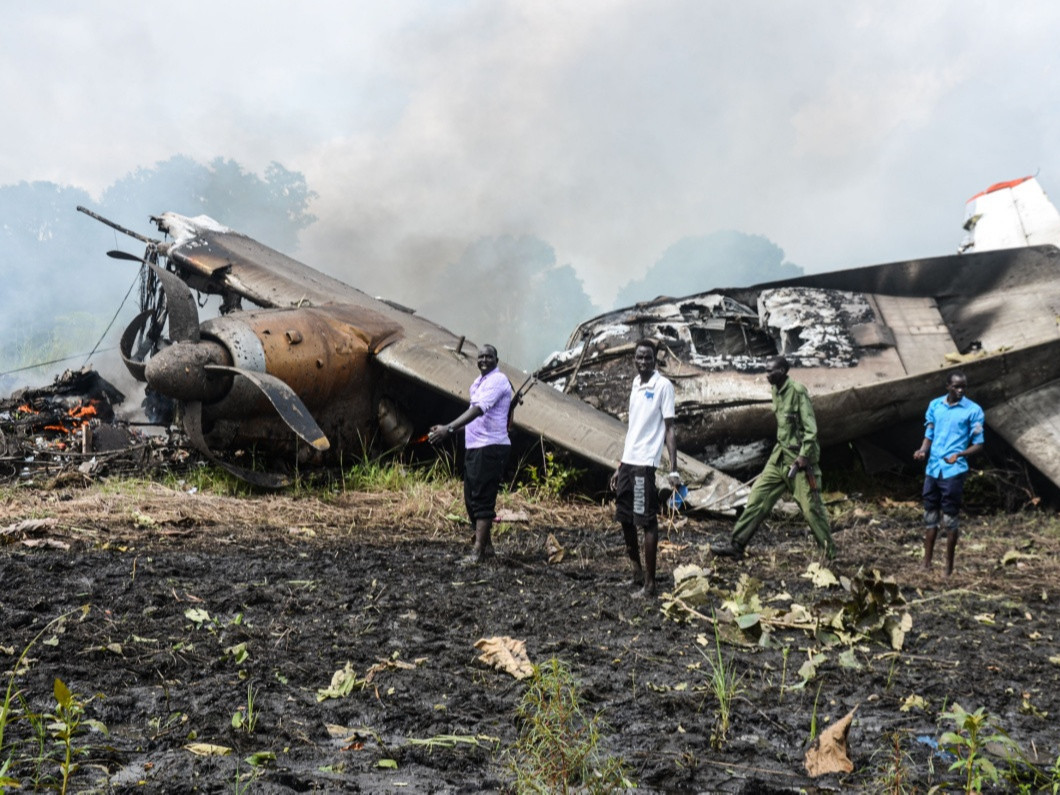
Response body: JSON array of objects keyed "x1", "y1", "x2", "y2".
[
  {"x1": 983, "y1": 380, "x2": 1060, "y2": 495},
  {"x1": 376, "y1": 339, "x2": 750, "y2": 514}
]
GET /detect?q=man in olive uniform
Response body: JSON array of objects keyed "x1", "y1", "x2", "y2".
[{"x1": 711, "y1": 356, "x2": 836, "y2": 560}]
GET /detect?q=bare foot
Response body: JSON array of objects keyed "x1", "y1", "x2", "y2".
[{"x1": 631, "y1": 584, "x2": 657, "y2": 599}]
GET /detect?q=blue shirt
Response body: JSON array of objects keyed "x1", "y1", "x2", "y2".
[{"x1": 924, "y1": 395, "x2": 985, "y2": 478}]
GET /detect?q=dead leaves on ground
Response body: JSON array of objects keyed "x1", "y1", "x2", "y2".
[{"x1": 474, "y1": 636, "x2": 534, "y2": 680}]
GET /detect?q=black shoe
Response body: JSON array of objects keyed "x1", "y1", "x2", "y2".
[{"x1": 711, "y1": 541, "x2": 745, "y2": 559}]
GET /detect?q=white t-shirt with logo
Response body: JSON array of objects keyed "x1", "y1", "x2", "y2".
[{"x1": 621, "y1": 371, "x2": 676, "y2": 466}]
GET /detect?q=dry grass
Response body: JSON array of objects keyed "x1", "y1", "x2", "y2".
[{"x1": 0, "y1": 474, "x2": 616, "y2": 550}]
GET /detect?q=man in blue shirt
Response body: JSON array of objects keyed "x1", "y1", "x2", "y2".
[{"x1": 913, "y1": 371, "x2": 984, "y2": 576}]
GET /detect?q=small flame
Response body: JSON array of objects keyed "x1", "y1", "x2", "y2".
[{"x1": 68, "y1": 404, "x2": 98, "y2": 420}]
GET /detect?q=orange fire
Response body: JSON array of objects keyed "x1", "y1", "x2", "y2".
[
  {"x1": 43, "y1": 403, "x2": 101, "y2": 434},
  {"x1": 69, "y1": 404, "x2": 98, "y2": 420}
]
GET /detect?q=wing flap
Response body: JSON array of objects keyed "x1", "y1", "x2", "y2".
[{"x1": 986, "y1": 380, "x2": 1060, "y2": 491}]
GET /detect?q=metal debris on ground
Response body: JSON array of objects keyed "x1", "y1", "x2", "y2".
[{"x1": 0, "y1": 367, "x2": 192, "y2": 484}]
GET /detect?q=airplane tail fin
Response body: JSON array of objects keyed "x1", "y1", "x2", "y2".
[{"x1": 960, "y1": 176, "x2": 1060, "y2": 253}]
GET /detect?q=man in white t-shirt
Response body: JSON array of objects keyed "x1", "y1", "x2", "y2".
[{"x1": 609, "y1": 339, "x2": 681, "y2": 597}]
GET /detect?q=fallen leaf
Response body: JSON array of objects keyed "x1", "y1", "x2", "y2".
[
  {"x1": 21, "y1": 538, "x2": 70, "y2": 550},
  {"x1": 545, "y1": 533, "x2": 565, "y2": 565},
  {"x1": 495, "y1": 509, "x2": 528, "y2": 522},
  {"x1": 805, "y1": 706, "x2": 858, "y2": 776},
  {"x1": 802, "y1": 562, "x2": 839, "y2": 588},
  {"x1": 900, "y1": 694, "x2": 927, "y2": 712},
  {"x1": 838, "y1": 649, "x2": 861, "y2": 670},
  {"x1": 1000, "y1": 549, "x2": 1039, "y2": 566},
  {"x1": 185, "y1": 743, "x2": 232, "y2": 756},
  {"x1": 245, "y1": 751, "x2": 276, "y2": 767},
  {"x1": 184, "y1": 608, "x2": 211, "y2": 625},
  {"x1": 317, "y1": 662, "x2": 366, "y2": 701},
  {"x1": 474, "y1": 636, "x2": 534, "y2": 680}
]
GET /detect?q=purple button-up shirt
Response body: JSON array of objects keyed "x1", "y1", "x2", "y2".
[{"x1": 465, "y1": 369, "x2": 512, "y2": 449}]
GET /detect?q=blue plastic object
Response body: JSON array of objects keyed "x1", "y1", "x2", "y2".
[{"x1": 667, "y1": 484, "x2": 688, "y2": 510}]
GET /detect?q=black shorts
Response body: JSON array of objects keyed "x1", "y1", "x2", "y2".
[
  {"x1": 923, "y1": 472, "x2": 967, "y2": 518},
  {"x1": 464, "y1": 444, "x2": 510, "y2": 521},
  {"x1": 614, "y1": 463, "x2": 659, "y2": 528}
]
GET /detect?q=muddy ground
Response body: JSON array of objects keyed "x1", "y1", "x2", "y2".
[{"x1": 2, "y1": 475, "x2": 1060, "y2": 794}]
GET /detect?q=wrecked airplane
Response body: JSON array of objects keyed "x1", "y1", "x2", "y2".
[
  {"x1": 72, "y1": 207, "x2": 748, "y2": 512},
  {"x1": 537, "y1": 211, "x2": 1060, "y2": 492}
]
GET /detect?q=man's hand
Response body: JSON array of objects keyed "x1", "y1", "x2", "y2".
[
  {"x1": 944, "y1": 452, "x2": 960, "y2": 464},
  {"x1": 795, "y1": 455, "x2": 809, "y2": 471},
  {"x1": 427, "y1": 424, "x2": 450, "y2": 445},
  {"x1": 609, "y1": 469, "x2": 619, "y2": 492},
  {"x1": 667, "y1": 470, "x2": 682, "y2": 487}
]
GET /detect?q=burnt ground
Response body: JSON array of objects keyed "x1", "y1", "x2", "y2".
[{"x1": 2, "y1": 478, "x2": 1060, "y2": 794}]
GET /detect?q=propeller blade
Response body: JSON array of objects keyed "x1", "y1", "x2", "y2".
[
  {"x1": 119, "y1": 309, "x2": 153, "y2": 382},
  {"x1": 182, "y1": 400, "x2": 292, "y2": 489},
  {"x1": 205, "y1": 365, "x2": 331, "y2": 452},
  {"x1": 147, "y1": 263, "x2": 200, "y2": 343},
  {"x1": 107, "y1": 249, "x2": 147, "y2": 263}
]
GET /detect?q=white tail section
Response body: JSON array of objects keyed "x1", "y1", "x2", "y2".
[{"x1": 959, "y1": 176, "x2": 1060, "y2": 253}]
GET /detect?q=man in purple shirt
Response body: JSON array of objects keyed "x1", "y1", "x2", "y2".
[{"x1": 429, "y1": 344, "x2": 512, "y2": 564}]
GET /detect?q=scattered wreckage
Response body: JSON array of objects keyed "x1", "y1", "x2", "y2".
[
  {"x1": 536, "y1": 242, "x2": 1060, "y2": 491},
  {"x1": 0, "y1": 367, "x2": 190, "y2": 485},
  {"x1": 60, "y1": 207, "x2": 747, "y2": 512}
]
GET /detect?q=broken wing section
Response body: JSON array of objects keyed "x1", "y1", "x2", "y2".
[
  {"x1": 375, "y1": 340, "x2": 749, "y2": 513},
  {"x1": 985, "y1": 380, "x2": 1060, "y2": 492},
  {"x1": 156, "y1": 212, "x2": 379, "y2": 311}
]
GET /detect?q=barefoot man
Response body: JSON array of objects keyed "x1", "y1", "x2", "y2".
[
  {"x1": 610, "y1": 339, "x2": 681, "y2": 597},
  {"x1": 913, "y1": 371, "x2": 984, "y2": 576}
]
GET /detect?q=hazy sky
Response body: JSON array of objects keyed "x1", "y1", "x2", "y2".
[{"x1": 4, "y1": 0, "x2": 1059, "y2": 304}]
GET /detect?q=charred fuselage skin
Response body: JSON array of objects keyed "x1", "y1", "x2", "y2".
[{"x1": 537, "y1": 245, "x2": 1060, "y2": 478}]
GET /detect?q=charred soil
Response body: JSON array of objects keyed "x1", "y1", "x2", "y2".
[{"x1": 2, "y1": 479, "x2": 1060, "y2": 793}]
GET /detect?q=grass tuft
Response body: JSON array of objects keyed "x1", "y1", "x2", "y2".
[{"x1": 509, "y1": 658, "x2": 631, "y2": 793}]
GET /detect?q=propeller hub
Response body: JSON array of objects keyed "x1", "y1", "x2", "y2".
[{"x1": 144, "y1": 340, "x2": 231, "y2": 402}]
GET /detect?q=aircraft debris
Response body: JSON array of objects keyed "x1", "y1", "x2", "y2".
[
  {"x1": 538, "y1": 242, "x2": 1060, "y2": 492},
  {"x1": 0, "y1": 367, "x2": 191, "y2": 484}
]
